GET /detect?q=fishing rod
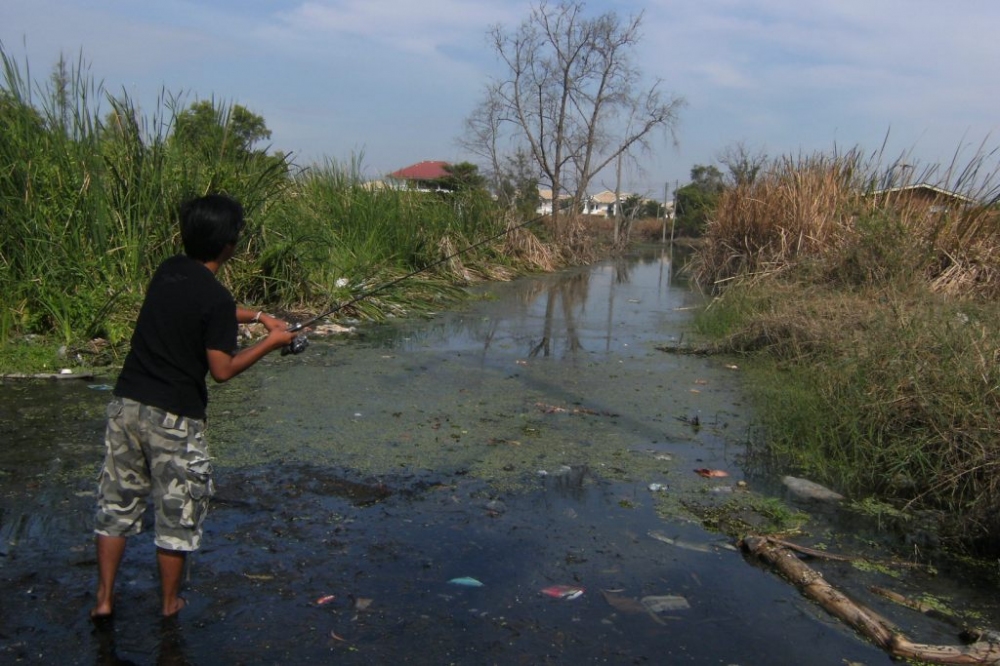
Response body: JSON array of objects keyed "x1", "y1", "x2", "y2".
[{"x1": 282, "y1": 211, "x2": 546, "y2": 354}]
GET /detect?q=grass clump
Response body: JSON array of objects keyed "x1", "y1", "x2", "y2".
[{"x1": 689, "y1": 146, "x2": 1000, "y2": 555}]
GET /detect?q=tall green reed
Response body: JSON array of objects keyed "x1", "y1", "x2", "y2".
[
  {"x1": 0, "y1": 47, "x2": 294, "y2": 345},
  {"x1": 1, "y1": 46, "x2": 547, "y2": 356}
]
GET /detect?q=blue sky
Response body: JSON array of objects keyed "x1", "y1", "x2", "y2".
[{"x1": 3, "y1": 0, "x2": 999, "y2": 199}]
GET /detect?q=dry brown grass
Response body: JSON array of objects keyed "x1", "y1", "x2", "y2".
[
  {"x1": 502, "y1": 211, "x2": 560, "y2": 273},
  {"x1": 690, "y1": 146, "x2": 1000, "y2": 553},
  {"x1": 692, "y1": 148, "x2": 1000, "y2": 300}
]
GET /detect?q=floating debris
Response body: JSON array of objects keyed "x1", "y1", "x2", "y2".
[
  {"x1": 648, "y1": 530, "x2": 713, "y2": 553},
  {"x1": 648, "y1": 530, "x2": 737, "y2": 553},
  {"x1": 676, "y1": 415, "x2": 700, "y2": 427},
  {"x1": 641, "y1": 595, "x2": 690, "y2": 613},
  {"x1": 600, "y1": 589, "x2": 646, "y2": 614},
  {"x1": 694, "y1": 468, "x2": 729, "y2": 478},
  {"x1": 242, "y1": 573, "x2": 275, "y2": 582},
  {"x1": 448, "y1": 577, "x2": 484, "y2": 587},
  {"x1": 534, "y1": 402, "x2": 618, "y2": 417},
  {"x1": 541, "y1": 585, "x2": 584, "y2": 600},
  {"x1": 782, "y1": 476, "x2": 844, "y2": 502},
  {"x1": 351, "y1": 596, "x2": 373, "y2": 611},
  {"x1": 648, "y1": 483, "x2": 667, "y2": 493}
]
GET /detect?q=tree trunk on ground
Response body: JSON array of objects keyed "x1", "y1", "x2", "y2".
[{"x1": 742, "y1": 536, "x2": 1000, "y2": 665}]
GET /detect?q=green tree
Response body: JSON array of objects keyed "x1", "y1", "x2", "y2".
[
  {"x1": 167, "y1": 99, "x2": 290, "y2": 214},
  {"x1": 441, "y1": 161, "x2": 488, "y2": 193},
  {"x1": 172, "y1": 100, "x2": 271, "y2": 156},
  {"x1": 620, "y1": 194, "x2": 663, "y2": 220},
  {"x1": 674, "y1": 165, "x2": 725, "y2": 236}
]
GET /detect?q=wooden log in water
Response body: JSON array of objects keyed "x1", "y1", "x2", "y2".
[{"x1": 742, "y1": 535, "x2": 1000, "y2": 665}]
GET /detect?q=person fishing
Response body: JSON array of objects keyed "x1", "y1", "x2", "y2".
[{"x1": 91, "y1": 193, "x2": 300, "y2": 619}]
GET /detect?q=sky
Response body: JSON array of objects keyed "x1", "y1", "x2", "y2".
[{"x1": 3, "y1": 0, "x2": 1000, "y2": 199}]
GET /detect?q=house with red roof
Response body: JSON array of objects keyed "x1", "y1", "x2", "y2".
[{"x1": 388, "y1": 160, "x2": 452, "y2": 191}]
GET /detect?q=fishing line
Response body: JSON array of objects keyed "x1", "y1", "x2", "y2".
[{"x1": 282, "y1": 212, "x2": 547, "y2": 354}]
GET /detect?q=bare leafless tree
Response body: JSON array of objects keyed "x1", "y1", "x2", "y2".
[
  {"x1": 464, "y1": 1, "x2": 684, "y2": 236},
  {"x1": 716, "y1": 141, "x2": 769, "y2": 187}
]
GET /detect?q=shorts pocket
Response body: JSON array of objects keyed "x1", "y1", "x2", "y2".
[
  {"x1": 186, "y1": 458, "x2": 216, "y2": 503},
  {"x1": 105, "y1": 397, "x2": 124, "y2": 420}
]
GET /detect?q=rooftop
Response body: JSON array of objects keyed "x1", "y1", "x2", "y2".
[{"x1": 388, "y1": 160, "x2": 451, "y2": 181}]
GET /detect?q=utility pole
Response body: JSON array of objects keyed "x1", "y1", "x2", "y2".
[
  {"x1": 669, "y1": 180, "x2": 678, "y2": 246},
  {"x1": 661, "y1": 181, "x2": 669, "y2": 243}
]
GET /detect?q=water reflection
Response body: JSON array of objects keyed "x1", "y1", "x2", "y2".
[
  {"x1": 92, "y1": 618, "x2": 190, "y2": 666},
  {"x1": 364, "y1": 246, "x2": 693, "y2": 359},
  {"x1": 528, "y1": 270, "x2": 588, "y2": 357}
]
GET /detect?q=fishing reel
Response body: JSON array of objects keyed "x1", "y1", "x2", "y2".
[
  {"x1": 282, "y1": 333, "x2": 309, "y2": 355},
  {"x1": 281, "y1": 323, "x2": 310, "y2": 356}
]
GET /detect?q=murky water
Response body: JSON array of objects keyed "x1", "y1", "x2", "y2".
[{"x1": 1, "y1": 247, "x2": 995, "y2": 664}]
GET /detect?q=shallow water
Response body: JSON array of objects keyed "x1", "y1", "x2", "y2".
[{"x1": 1, "y1": 247, "x2": 995, "y2": 664}]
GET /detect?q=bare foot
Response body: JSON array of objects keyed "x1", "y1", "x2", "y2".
[
  {"x1": 90, "y1": 597, "x2": 114, "y2": 621},
  {"x1": 162, "y1": 597, "x2": 186, "y2": 618}
]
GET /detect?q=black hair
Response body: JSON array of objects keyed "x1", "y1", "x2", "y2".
[{"x1": 179, "y1": 194, "x2": 245, "y2": 261}]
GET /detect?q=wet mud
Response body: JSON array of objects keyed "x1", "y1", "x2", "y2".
[{"x1": 1, "y1": 249, "x2": 996, "y2": 664}]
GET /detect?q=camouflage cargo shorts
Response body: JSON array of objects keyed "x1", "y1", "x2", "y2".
[{"x1": 94, "y1": 396, "x2": 215, "y2": 551}]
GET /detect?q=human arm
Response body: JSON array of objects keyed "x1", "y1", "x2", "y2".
[
  {"x1": 208, "y1": 309, "x2": 300, "y2": 382},
  {"x1": 236, "y1": 307, "x2": 286, "y2": 332}
]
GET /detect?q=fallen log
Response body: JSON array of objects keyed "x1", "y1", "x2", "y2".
[
  {"x1": 871, "y1": 585, "x2": 965, "y2": 628},
  {"x1": 742, "y1": 535, "x2": 1000, "y2": 665}
]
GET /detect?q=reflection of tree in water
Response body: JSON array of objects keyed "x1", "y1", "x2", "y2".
[
  {"x1": 600, "y1": 258, "x2": 634, "y2": 353},
  {"x1": 529, "y1": 271, "x2": 590, "y2": 357},
  {"x1": 613, "y1": 258, "x2": 632, "y2": 284}
]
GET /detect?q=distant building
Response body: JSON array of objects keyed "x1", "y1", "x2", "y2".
[
  {"x1": 582, "y1": 190, "x2": 632, "y2": 217},
  {"x1": 536, "y1": 187, "x2": 668, "y2": 218},
  {"x1": 388, "y1": 160, "x2": 452, "y2": 192},
  {"x1": 536, "y1": 188, "x2": 571, "y2": 215},
  {"x1": 871, "y1": 183, "x2": 977, "y2": 214}
]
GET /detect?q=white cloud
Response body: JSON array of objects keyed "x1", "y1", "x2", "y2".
[
  {"x1": 4, "y1": 0, "x2": 1000, "y2": 189},
  {"x1": 261, "y1": 0, "x2": 526, "y2": 60}
]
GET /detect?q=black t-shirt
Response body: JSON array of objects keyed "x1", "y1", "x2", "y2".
[{"x1": 115, "y1": 254, "x2": 238, "y2": 419}]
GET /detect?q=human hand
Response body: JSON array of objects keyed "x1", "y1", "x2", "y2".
[
  {"x1": 257, "y1": 313, "x2": 289, "y2": 333},
  {"x1": 266, "y1": 325, "x2": 301, "y2": 349}
]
